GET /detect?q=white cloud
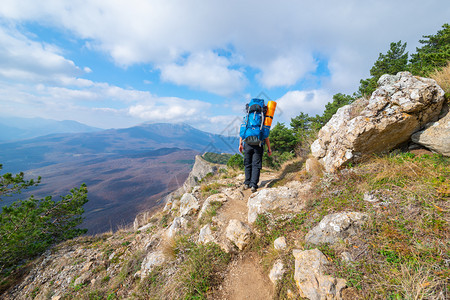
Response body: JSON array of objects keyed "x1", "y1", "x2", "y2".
[
  {"x1": 257, "y1": 52, "x2": 317, "y2": 88},
  {"x1": 1, "y1": 1, "x2": 448, "y2": 95},
  {"x1": 0, "y1": 25, "x2": 83, "y2": 84},
  {"x1": 128, "y1": 97, "x2": 211, "y2": 122},
  {"x1": 276, "y1": 90, "x2": 332, "y2": 124},
  {"x1": 159, "y1": 51, "x2": 246, "y2": 96},
  {"x1": 0, "y1": 0, "x2": 449, "y2": 128}
]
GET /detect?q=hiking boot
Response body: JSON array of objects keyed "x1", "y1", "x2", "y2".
[
  {"x1": 243, "y1": 184, "x2": 250, "y2": 190},
  {"x1": 251, "y1": 186, "x2": 257, "y2": 193}
]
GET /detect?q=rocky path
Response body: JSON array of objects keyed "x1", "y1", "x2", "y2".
[{"x1": 212, "y1": 172, "x2": 277, "y2": 300}]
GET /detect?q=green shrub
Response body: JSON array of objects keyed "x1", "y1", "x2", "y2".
[
  {"x1": 226, "y1": 153, "x2": 244, "y2": 170},
  {"x1": 0, "y1": 165, "x2": 88, "y2": 273},
  {"x1": 202, "y1": 152, "x2": 233, "y2": 165}
]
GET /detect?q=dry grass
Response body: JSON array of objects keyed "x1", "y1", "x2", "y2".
[
  {"x1": 305, "y1": 156, "x2": 324, "y2": 178},
  {"x1": 431, "y1": 62, "x2": 450, "y2": 94},
  {"x1": 160, "y1": 237, "x2": 177, "y2": 260}
]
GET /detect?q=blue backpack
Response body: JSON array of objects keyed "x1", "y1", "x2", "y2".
[{"x1": 239, "y1": 98, "x2": 270, "y2": 146}]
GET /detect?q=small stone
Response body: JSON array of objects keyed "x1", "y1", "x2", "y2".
[
  {"x1": 341, "y1": 251, "x2": 353, "y2": 263},
  {"x1": 225, "y1": 219, "x2": 253, "y2": 250},
  {"x1": 274, "y1": 236, "x2": 287, "y2": 250},
  {"x1": 165, "y1": 217, "x2": 188, "y2": 239}
]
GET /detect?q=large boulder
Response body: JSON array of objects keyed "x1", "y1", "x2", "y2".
[
  {"x1": 311, "y1": 72, "x2": 445, "y2": 172},
  {"x1": 411, "y1": 108, "x2": 450, "y2": 156},
  {"x1": 293, "y1": 248, "x2": 347, "y2": 300},
  {"x1": 247, "y1": 182, "x2": 310, "y2": 223},
  {"x1": 305, "y1": 212, "x2": 368, "y2": 245}
]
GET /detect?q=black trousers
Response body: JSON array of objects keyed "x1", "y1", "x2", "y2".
[{"x1": 243, "y1": 143, "x2": 263, "y2": 188}]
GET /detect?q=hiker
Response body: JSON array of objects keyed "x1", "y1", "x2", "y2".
[
  {"x1": 239, "y1": 98, "x2": 276, "y2": 192},
  {"x1": 239, "y1": 136, "x2": 272, "y2": 192}
]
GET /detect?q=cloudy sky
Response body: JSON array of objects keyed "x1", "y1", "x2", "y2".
[{"x1": 0, "y1": 0, "x2": 448, "y2": 133}]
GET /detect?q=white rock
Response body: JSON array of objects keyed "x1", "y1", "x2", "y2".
[
  {"x1": 165, "y1": 217, "x2": 188, "y2": 239},
  {"x1": 269, "y1": 260, "x2": 285, "y2": 284},
  {"x1": 225, "y1": 219, "x2": 253, "y2": 250},
  {"x1": 198, "y1": 193, "x2": 227, "y2": 220},
  {"x1": 412, "y1": 108, "x2": 450, "y2": 156},
  {"x1": 141, "y1": 251, "x2": 167, "y2": 277},
  {"x1": 223, "y1": 187, "x2": 244, "y2": 201},
  {"x1": 247, "y1": 184, "x2": 309, "y2": 224},
  {"x1": 293, "y1": 248, "x2": 346, "y2": 300},
  {"x1": 198, "y1": 224, "x2": 216, "y2": 244},
  {"x1": 311, "y1": 72, "x2": 445, "y2": 172},
  {"x1": 274, "y1": 236, "x2": 287, "y2": 250},
  {"x1": 305, "y1": 212, "x2": 368, "y2": 245},
  {"x1": 341, "y1": 251, "x2": 353, "y2": 263},
  {"x1": 179, "y1": 193, "x2": 200, "y2": 216}
]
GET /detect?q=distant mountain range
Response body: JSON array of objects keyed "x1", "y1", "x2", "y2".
[
  {"x1": 0, "y1": 116, "x2": 101, "y2": 141},
  {"x1": 0, "y1": 121, "x2": 239, "y2": 233}
]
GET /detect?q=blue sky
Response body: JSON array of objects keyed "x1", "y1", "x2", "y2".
[{"x1": 0, "y1": 0, "x2": 449, "y2": 134}]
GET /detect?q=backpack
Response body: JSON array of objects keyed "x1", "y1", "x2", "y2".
[{"x1": 239, "y1": 98, "x2": 271, "y2": 146}]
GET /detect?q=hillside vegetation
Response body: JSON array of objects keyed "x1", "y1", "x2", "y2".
[{"x1": 1, "y1": 151, "x2": 447, "y2": 299}]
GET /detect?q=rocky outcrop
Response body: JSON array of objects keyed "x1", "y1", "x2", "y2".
[
  {"x1": 198, "y1": 224, "x2": 217, "y2": 244},
  {"x1": 411, "y1": 108, "x2": 450, "y2": 156},
  {"x1": 311, "y1": 72, "x2": 445, "y2": 172},
  {"x1": 178, "y1": 193, "x2": 200, "y2": 216},
  {"x1": 183, "y1": 155, "x2": 221, "y2": 192},
  {"x1": 293, "y1": 248, "x2": 347, "y2": 300},
  {"x1": 160, "y1": 155, "x2": 222, "y2": 214},
  {"x1": 247, "y1": 181, "x2": 310, "y2": 223},
  {"x1": 305, "y1": 212, "x2": 368, "y2": 245}
]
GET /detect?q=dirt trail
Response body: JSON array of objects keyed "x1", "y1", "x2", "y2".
[
  {"x1": 213, "y1": 253, "x2": 273, "y2": 300},
  {"x1": 212, "y1": 172, "x2": 278, "y2": 300}
]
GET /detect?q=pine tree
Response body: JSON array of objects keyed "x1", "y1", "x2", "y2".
[
  {"x1": 409, "y1": 23, "x2": 450, "y2": 76},
  {"x1": 358, "y1": 41, "x2": 409, "y2": 97},
  {"x1": 0, "y1": 165, "x2": 88, "y2": 272}
]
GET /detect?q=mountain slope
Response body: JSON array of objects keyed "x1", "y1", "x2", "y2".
[
  {"x1": 0, "y1": 123, "x2": 239, "y2": 234},
  {"x1": 0, "y1": 116, "x2": 100, "y2": 142},
  {"x1": 0, "y1": 122, "x2": 238, "y2": 174},
  {"x1": 2, "y1": 152, "x2": 448, "y2": 299}
]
